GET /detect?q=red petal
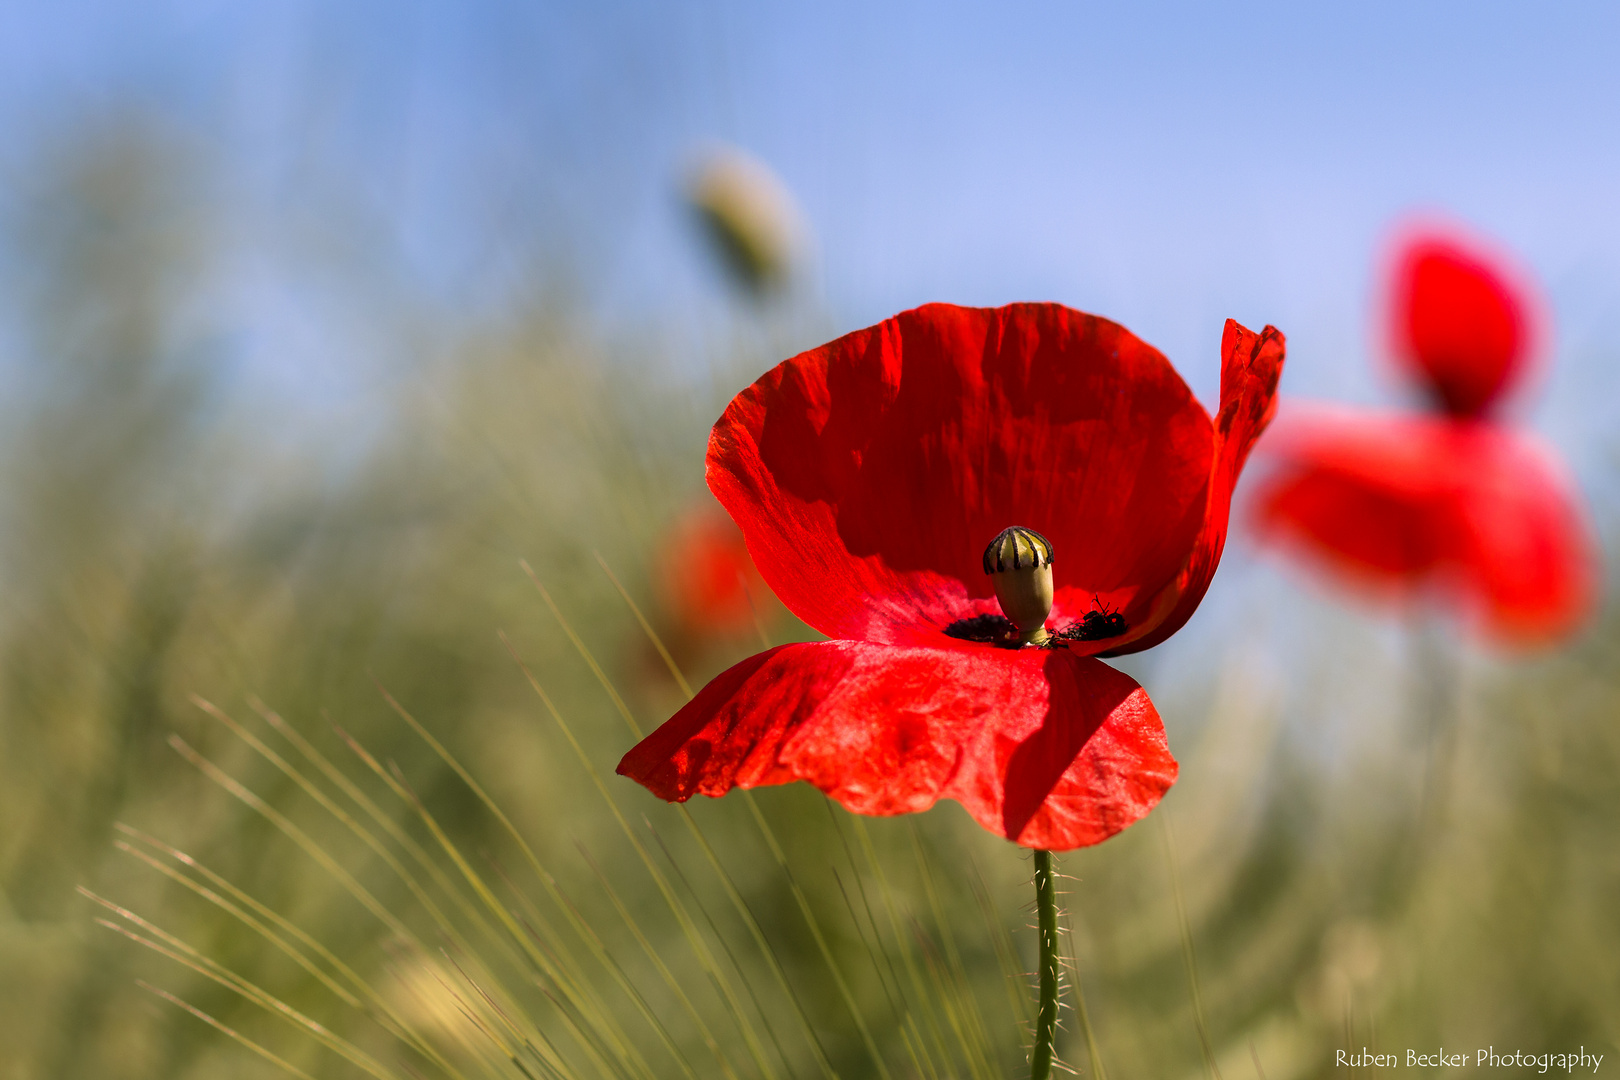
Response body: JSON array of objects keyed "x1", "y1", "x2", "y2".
[
  {"x1": 1105, "y1": 319, "x2": 1286, "y2": 655},
  {"x1": 707, "y1": 303, "x2": 1223, "y2": 653},
  {"x1": 1252, "y1": 407, "x2": 1597, "y2": 645},
  {"x1": 1389, "y1": 231, "x2": 1533, "y2": 418},
  {"x1": 617, "y1": 640, "x2": 1177, "y2": 850}
]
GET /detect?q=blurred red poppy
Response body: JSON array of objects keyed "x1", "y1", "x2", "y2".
[
  {"x1": 1254, "y1": 229, "x2": 1597, "y2": 645},
  {"x1": 619, "y1": 303, "x2": 1285, "y2": 850},
  {"x1": 656, "y1": 502, "x2": 771, "y2": 641},
  {"x1": 1386, "y1": 232, "x2": 1537, "y2": 419}
]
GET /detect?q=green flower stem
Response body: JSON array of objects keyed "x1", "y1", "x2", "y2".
[{"x1": 1031, "y1": 848, "x2": 1060, "y2": 1080}]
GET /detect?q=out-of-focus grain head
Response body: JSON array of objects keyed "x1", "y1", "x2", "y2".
[
  {"x1": 685, "y1": 145, "x2": 804, "y2": 296},
  {"x1": 391, "y1": 953, "x2": 498, "y2": 1051}
]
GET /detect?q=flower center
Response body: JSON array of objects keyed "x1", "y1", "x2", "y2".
[{"x1": 983, "y1": 526, "x2": 1053, "y2": 645}]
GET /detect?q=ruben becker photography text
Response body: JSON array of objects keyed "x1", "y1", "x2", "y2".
[{"x1": 1337, "y1": 1048, "x2": 1604, "y2": 1072}]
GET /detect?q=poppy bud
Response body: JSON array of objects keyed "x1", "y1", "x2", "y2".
[
  {"x1": 983, "y1": 526, "x2": 1054, "y2": 644},
  {"x1": 687, "y1": 147, "x2": 804, "y2": 295}
]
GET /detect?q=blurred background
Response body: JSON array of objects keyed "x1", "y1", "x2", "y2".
[{"x1": 1, "y1": 2, "x2": 1616, "y2": 1078}]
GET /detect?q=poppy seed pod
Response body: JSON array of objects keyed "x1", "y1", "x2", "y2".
[{"x1": 983, "y1": 527, "x2": 1054, "y2": 644}]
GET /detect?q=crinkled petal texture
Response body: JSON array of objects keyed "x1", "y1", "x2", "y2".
[
  {"x1": 1390, "y1": 233, "x2": 1534, "y2": 418},
  {"x1": 1253, "y1": 407, "x2": 1598, "y2": 645},
  {"x1": 617, "y1": 640, "x2": 1177, "y2": 850},
  {"x1": 707, "y1": 302, "x2": 1284, "y2": 656}
]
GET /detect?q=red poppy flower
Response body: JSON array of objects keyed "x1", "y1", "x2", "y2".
[
  {"x1": 619, "y1": 303, "x2": 1285, "y2": 850},
  {"x1": 1253, "y1": 229, "x2": 1597, "y2": 645},
  {"x1": 656, "y1": 501, "x2": 773, "y2": 640},
  {"x1": 1386, "y1": 232, "x2": 1537, "y2": 419}
]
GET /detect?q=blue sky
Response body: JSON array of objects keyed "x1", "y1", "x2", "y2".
[{"x1": 3, "y1": 1, "x2": 1618, "y2": 479}]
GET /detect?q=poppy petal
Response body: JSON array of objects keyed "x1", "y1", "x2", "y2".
[
  {"x1": 707, "y1": 302, "x2": 1218, "y2": 652},
  {"x1": 1252, "y1": 407, "x2": 1597, "y2": 645},
  {"x1": 617, "y1": 639, "x2": 1177, "y2": 850},
  {"x1": 1389, "y1": 232, "x2": 1533, "y2": 418},
  {"x1": 1105, "y1": 319, "x2": 1286, "y2": 655}
]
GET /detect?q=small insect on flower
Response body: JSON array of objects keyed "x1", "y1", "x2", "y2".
[{"x1": 1054, "y1": 597, "x2": 1129, "y2": 643}]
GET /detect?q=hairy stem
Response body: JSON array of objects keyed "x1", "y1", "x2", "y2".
[{"x1": 1031, "y1": 849, "x2": 1060, "y2": 1080}]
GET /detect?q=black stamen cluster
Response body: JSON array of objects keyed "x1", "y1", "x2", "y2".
[{"x1": 943, "y1": 600, "x2": 1127, "y2": 649}]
